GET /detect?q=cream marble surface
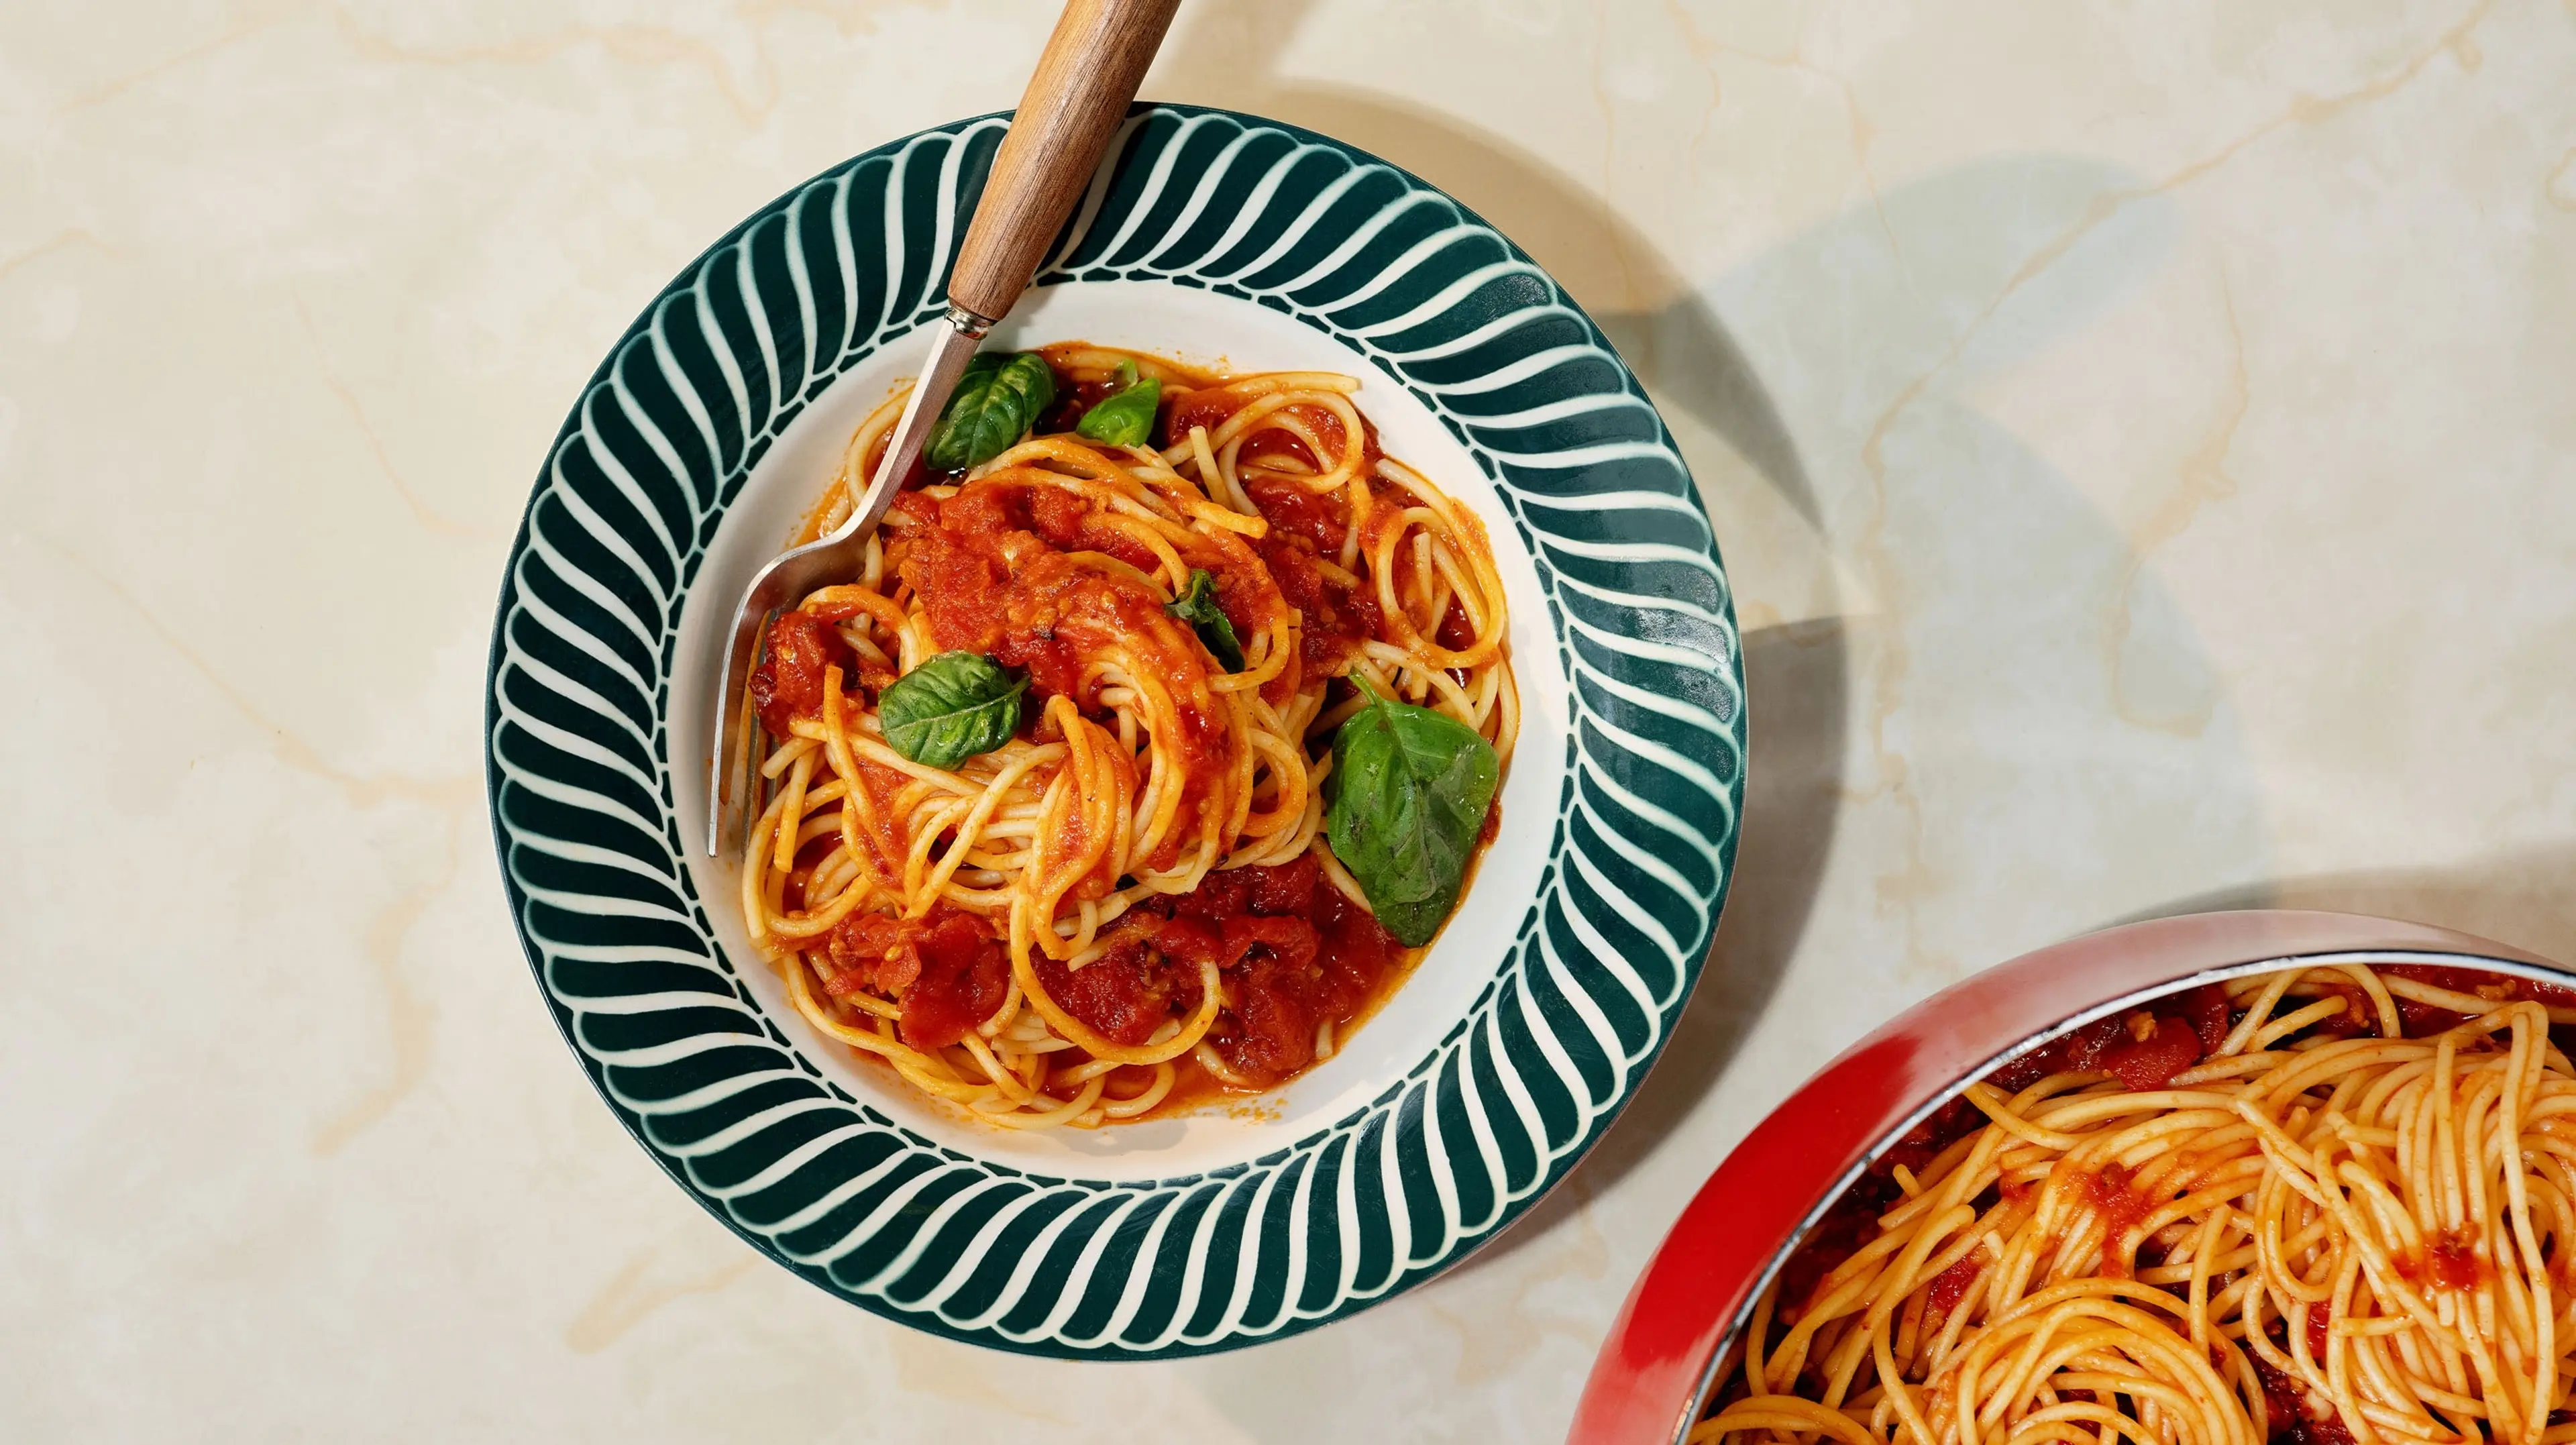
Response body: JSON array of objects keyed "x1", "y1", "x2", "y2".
[{"x1": 7, "y1": 1, "x2": 2575, "y2": 1439}]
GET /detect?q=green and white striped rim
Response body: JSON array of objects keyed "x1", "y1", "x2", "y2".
[{"x1": 485, "y1": 105, "x2": 1745, "y2": 1356}]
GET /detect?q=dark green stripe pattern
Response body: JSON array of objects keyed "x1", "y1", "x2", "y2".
[{"x1": 484, "y1": 105, "x2": 1745, "y2": 1357}]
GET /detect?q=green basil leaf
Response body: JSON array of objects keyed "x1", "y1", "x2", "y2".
[
  {"x1": 877, "y1": 651, "x2": 1028, "y2": 768},
  {"x1": 1165, "y1": 568, "x2": 1244, "y2": 672},
  {"x1": 925, "y1": 352, "x2": 1058, "y2": 472},
  {"x1": 1323, "y1": 679, "x2": 1500, "y2": 947},
  {"x1": 999, "y1": 352, "x2": 1056, "y2": 412},
  {"x1": 1075, "y1": 364, "x2": 1161, "y2": 449}
]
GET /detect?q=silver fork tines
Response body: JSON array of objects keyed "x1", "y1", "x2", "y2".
[{"x1": 704, "y1": 305, "x2": 993, "y2": 857}]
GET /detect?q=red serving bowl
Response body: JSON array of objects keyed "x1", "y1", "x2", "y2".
[{"x1": 1568, "y1": 910, "x2": 2575, "y2": 1445}]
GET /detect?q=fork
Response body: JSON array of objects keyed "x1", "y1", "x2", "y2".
[{"x1": 704, "y1": 0, "x2": 1182, "y2": 857}]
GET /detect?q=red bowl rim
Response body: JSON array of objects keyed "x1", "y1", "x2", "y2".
[{"x1": 1568, "y1": 909, "x2": 2573, "y2": 1445}]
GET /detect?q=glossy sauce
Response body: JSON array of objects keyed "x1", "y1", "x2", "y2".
[
  {"x1": 1733, "y1": 968, "x2": 2576, "y2": 1445},
  {"x1": 1780, "y1": 984, "x2": 2254, "y2": 1315},
  {"x1": 762, "y1": 343, "x2": 1499, "y2": 1122},
  {"x1": 2254, "y1": 1350, "x2": 2358, "y2": 1445},
  {"x1": 2079, "y1": 1161, "x2": 2156, "y2": 1279},
  {"x1": 1756, "y1": 972, "x2": 2571, "y2": 1442},
  {"x1": 888, "y1": 487, "x2": 1236, "y2": 877},
  {"x1": 1046, "y1": 854, "x2": 1405, "y2": 1094},
  {"x1": 2379, "y1": 963, "x2": 2576, "y2": 1033},
  {"x1": 1923, "y1": 1254, "x2": 1982, "y2": 1319},
  {"x1": 814, "y1": 855, "x2": 1409, "y2": 1117},
  {"x1": 2395, "y1": 1225, "x2": 2489, "y2": 1292},
  {"x1": 818, "y1": 907, "x2": 1010, "y2": 1051}
]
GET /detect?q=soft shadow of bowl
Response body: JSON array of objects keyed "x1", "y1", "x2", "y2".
[{"x1": 2124, "y1": 845, "x2": 2576, "y2": 970}]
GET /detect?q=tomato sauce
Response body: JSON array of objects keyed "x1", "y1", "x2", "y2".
[
  {"x1": 2253, "y1": 1348, "x2": 2358, "y2": 1445},
  {"x1": 1925, "y1": 1255, "x2": 1982, "y2": 1320},
  {"x1": 893, "y1": 494, "x2": 1226, "y2": 775},
  {"x1": 820, "y1": 906, "x2": 1010, "y2": 1051},
  {"x1": 1034, "y1": 935, "x2": 1205, "y2": 1048},
  {"x1": 814, "y1": 882, "x2": 1392, "y2": 1084},
  {"x1": 1858, "y1": 985, "x2": 2233, "y2": 1197},
  {"x1": 1034, "y1": 376, "x2": 1120, "y2": 437},
  {"x1": 1254, "y1": 527, "x2": 1383, "y2": 675},
  {"x1": 1164, "y1": 386, "x2": 1383, "y2": 479},
  {"x1": 1234, "y1": 423, "x2": 1324, "y2": 473},
  {"x1": 1246, "y1": 476, "x2": 1347, "y2": 553},
  {"x1": 2377, "y1": 963, "x2": 2576, "y2": 1034},
  {"x1": 973, "y1": 854, "x2": 1409, "y2": 1110},
  {"x1": 1034, "y1": 855, "x2": 1401, "y2": 1093},
  {"x1": 1776, "y1": 983, "x2": 2236, "y2": 1317},
  {"x1": 1738, "y1": 969, "x2": 2574, "y2": 1444},
  {"x1": 2080, "y1": 1161, "x2": 2156, "y2": 1278},
  {"x1": 2396, "y1": 1225, "x2": 2488, "y2": 1292},
  {"x1": 1163, "y1": 388, "x2": 1246, "y2": 447},
  {"x1": 1435, "y1": 598, "x2": 1477, "y2": 651},
  {"x1": 748, "y1": 609, "x2": 841, "y2": 737},
  {"x1": 765, "y1": 343, "x2": 1493, "y2": 1121}
]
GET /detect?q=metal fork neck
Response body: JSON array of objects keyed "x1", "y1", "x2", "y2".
[{"x1": 944, "y1": 302, "x2": 998, "y2": 339}]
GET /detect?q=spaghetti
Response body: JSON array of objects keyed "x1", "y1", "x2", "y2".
[
  {"x1": 1699, "y1": 962, "x2": 2576, "y2": 1445},
  {"x1": 734, "y1": 343, "x2": 1516, "y2": 1128}
]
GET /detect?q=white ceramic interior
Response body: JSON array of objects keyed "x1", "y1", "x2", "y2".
[{"x1": 667, "y1": 280, "x2": 1569, "y2": 1181}]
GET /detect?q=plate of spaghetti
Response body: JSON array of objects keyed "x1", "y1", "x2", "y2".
[
  {"x1": 1572, "y1": 912, "x2": 2576, "y2": 1445},
  {"x1": 728, "y1": 333, "x2": 1519, "y2": 1131},
  {"x1": 486, "y1": 105, "x2": 1744, "y2": 1355}
]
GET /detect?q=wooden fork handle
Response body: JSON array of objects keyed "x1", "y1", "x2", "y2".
[{"x1": 947, "y1": 0, "x2": 1181, "y2": 323}]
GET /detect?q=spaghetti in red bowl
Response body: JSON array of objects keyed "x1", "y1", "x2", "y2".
[{"x1": 1573, "y1": 911, "x2": 2576, "y2": 1445}]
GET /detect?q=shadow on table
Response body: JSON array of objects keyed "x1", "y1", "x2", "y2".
[
  {"x1": 1482, "y1": 615, "x2": 1848, "y2": 1258},
  {"x1": 2119, "y1": 846, "x2": 2576, "y2": 969}
]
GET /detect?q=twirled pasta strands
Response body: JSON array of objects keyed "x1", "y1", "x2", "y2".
[
  {"x1": 739, "y1": 350, "x2": 1515, "y2": 1128},
  {"x1": 1701, "y1": 971, "x2": 2576, "y2": 1445}
]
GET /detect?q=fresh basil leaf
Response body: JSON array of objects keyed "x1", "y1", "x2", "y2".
[
  {"x1": 998, "y1": 352, "x2": 1055, "y2": 411},
  {"x1": 925, "y1": 352, "x2": 1058, "y2": 472},
  {"x1": 933, "y1": 353, "x2": 1004, "y2": 457},
  {"x1": 877, "y1": 651, "x2": 1028, "y2": 767},
  {"x1": 1075, "y1": 362, "x2": 1161, "y2": 448},
  {"x1": 1165, "y1": 568, "x2": 1244, "y2": 672},
  {"x1": 1323, "y1": 679, "x2": 1500, "y2": 947}
]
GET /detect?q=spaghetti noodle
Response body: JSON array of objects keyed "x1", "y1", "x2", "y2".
[
  {"x1": 1698, "y1": 963, "x2": 2576, "y2": 1445},
  {"x1": 734, "y1": 343, "x2": 1516, "y2": 1128}
]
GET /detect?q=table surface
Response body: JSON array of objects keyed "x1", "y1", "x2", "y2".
[{"x1": 10, "y1": 1, "x2": 2575, "y2": 1439}]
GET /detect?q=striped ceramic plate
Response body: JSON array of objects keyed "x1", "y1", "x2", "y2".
[{"x1": 485, "y1": 104, "x2": 1744, "y2": 1357}]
